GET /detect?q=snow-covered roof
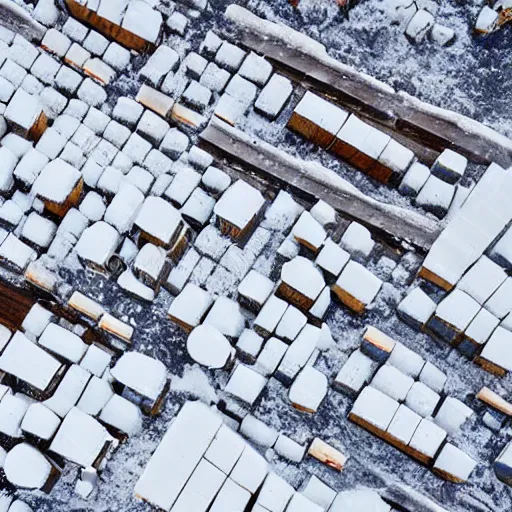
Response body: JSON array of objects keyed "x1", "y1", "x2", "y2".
[
  {"x1": 111, "y1": 351, "x2": 166, "y2": 401},
  {"x1": 422, "y1": 163, "x2": 512, "y2": 287},
  {"x1": 0, "y1": 331, "x2": 62, "y2": 391}
]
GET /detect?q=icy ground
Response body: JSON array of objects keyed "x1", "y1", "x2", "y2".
[{"x1": 11, "y1": 1, "x2": 512, "y2": 511}]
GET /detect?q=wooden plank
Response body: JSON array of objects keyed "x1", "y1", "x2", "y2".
[
  {"x1": 0, "y1": 279, "x2": 36, "y2": 331},
  {"x1": 199, "y1": 118, "x2": 440, "y2": 251},
  {"x1": 477, "y1": 387, "x2": 512, "y2": 416},
  {"x1": 225, "y1": 6, "x2": 512, "y2": 168}
]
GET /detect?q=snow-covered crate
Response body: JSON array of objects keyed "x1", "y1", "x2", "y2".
[
  {"x1": 65, "y1": 0, "x2": 163, "y2": 53},
  {"x1": 332, "y1": 261, "x2": 383, "y2": 314},
  {"x1": 4, "y1": 89, "x2": 48, "y2": 142},
  {"x1": 292, "y1": 211, "x2": 326, "y2": 254},
  {"x1": 140, "y1": 45, "x2": 179, "y2": 88},
  {"x1": 277, "y1": 256, "x2": 326, "y2": 312},
  {"x1": 373, "y1": 139, "x2": 416, "y2": 186},
  {"x1": 254, "y1": 73, "x2": 293, "y2": 120},
  {"x1": 3, "y1": 442, "x2": 61, "y2": 493},
  {"x1": 237, "y1": 269, "x2": 274, "y2": 312},
  {"x1": 495, "y1": 441, "x2": 512, "y2": 486},
  {"x1": 425, "y1": 289, "x2": 480, "y2": 345},
  {"x1": 458, "y1": 255, "x2": 507, "y2": 305},
  {"x1": 334, "y1": 349, "x2": 377, "y2": 396},
  {"x1": 289, "y1": 365, "x2": 328, "y2": 414},
  {"x1": 136, "y1": 84, "x2": 175, "y2": 119},
  {"x1": 135, "y1": 196, "x2": 185, "y2": 249},
  {"x1": 474, "y1": 326, "x2": 512, "y2": 377},
  {"x1": 406, "y1": 418, "x2": 447, "y2": 465},
  {"x1": 98, "y1": 313, "x2": 134, "y2": 344},
  {"x1": 415, "y1": 174, "x2": 455, "y2": 219},
  {"x1": 111, "y1": 351, "x2": 168, "y2": 415},
  {"x1": 431, "y1": 149, "x2": 467, "y2": 185},
  {"x1": 224, "y1": 363, "x2": 267, "y2": 406},
  {"x1": 288, "y1": 91, "x2": 349, "y2": 148},
  {"x1": 49, "y1": 406, "x2": 113, "y2": 468},
  {"x1": 459, "y1": 308, "x2": 499, "y2": 359},
  {"x1": 187, "y1": 324, "x2": 235, "y2": 370},
  {"x1": 75, "y1": 221, "x2": 121, "y2": 273},
  {"x1": 0, "y1": 331, "x2": 64, "y2": 397},
  {"x1": 32, "y1": 159, "x2": 83, "y2": 218},
  {"x1": 214, "y1": 179, "x2": 265, "y2": 240},
  {"x1": 433, "y1": 443, "x2": 476, "y2": 484},
  {"x1": 399, "y1": 161, "x2": 430, "y2": 197},
  {"x1": 253, "y1": 294, "x2": 288, "y2": 337},
  {"x1": 397, "y1": 286, "x2": 436, "y2": 330},
  {"x1": 167, "y1": 283, "x2": 213, "y2": 332},
  {"x1": 349, "y1": 386, "x2": 400, "y2": 439},
  {"x1": 38, "y1": 323, "x2": 87, "y2": 365},
  {"x1": 0, "y1": 234, "x2": 37, "y2": 273},
  {"x1": 133, "y1": 243, "x2": 169, "y2": 289}
]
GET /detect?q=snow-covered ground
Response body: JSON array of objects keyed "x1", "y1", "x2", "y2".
[{"x1": 1, "y1": 1, "x2": 512, "y2": 511}]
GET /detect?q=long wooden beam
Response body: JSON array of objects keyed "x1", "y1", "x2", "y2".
[
  {"x1": 225, "y1": 5, "x2": 512, "y2": 169},
  {"x1": 199, "y1": 118, "x2": 441, "y2": 251}
]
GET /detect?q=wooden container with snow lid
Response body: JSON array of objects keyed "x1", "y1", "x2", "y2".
[
  {"x1": 111, "y1": 351, "x2": 169, "y2": 415},
  {"x1": 75, "y1": 221, "x2": 122, "y2": 274},
  {"x1": 277, "y1": 256, "x2": 326, "y2": 312},
  {"x1": 4, "y1": 443, "x2": 61, "y2": 493},
  {"x1": 134, "y1": 196, "x2": 185, "y2": 250},
  {"x1": 65, "y1": 0, "x2": 162, "y2": 53},
  {"x1": 4, "y1": 89, "x2": 48, "y2": 142},
  {"x1": 136, "y1": 84, "x2": 175, "y2": 119},
  {"x1": 0, "y1": 331, "x2": 65, "y2": 400},
  {"x1": 32, "y1": 159, "x2": 83, "y2": 218},
  {"x1": 474, "y1": 326, "x2": 512, "y2": 377},
  {"x1": 288, "y1": 91, "x2": 349, "y2": 149},
  {"x1": 332, "y1": 261, "x2": 383, "y2": 314},
  {"x1": 213, "y1": 180, "x2": 265, "y2": 241}
]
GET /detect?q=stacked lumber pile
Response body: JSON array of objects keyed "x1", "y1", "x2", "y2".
[
  {"x1": 336, "y1": 326, "x2": 477, "y2": 484},
  {"x1": 289, "y1": 91, "x2": 469, "y2": 219},
  {"x1": 0, "y1": 299, "x2": 169, "y2": 500}
]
